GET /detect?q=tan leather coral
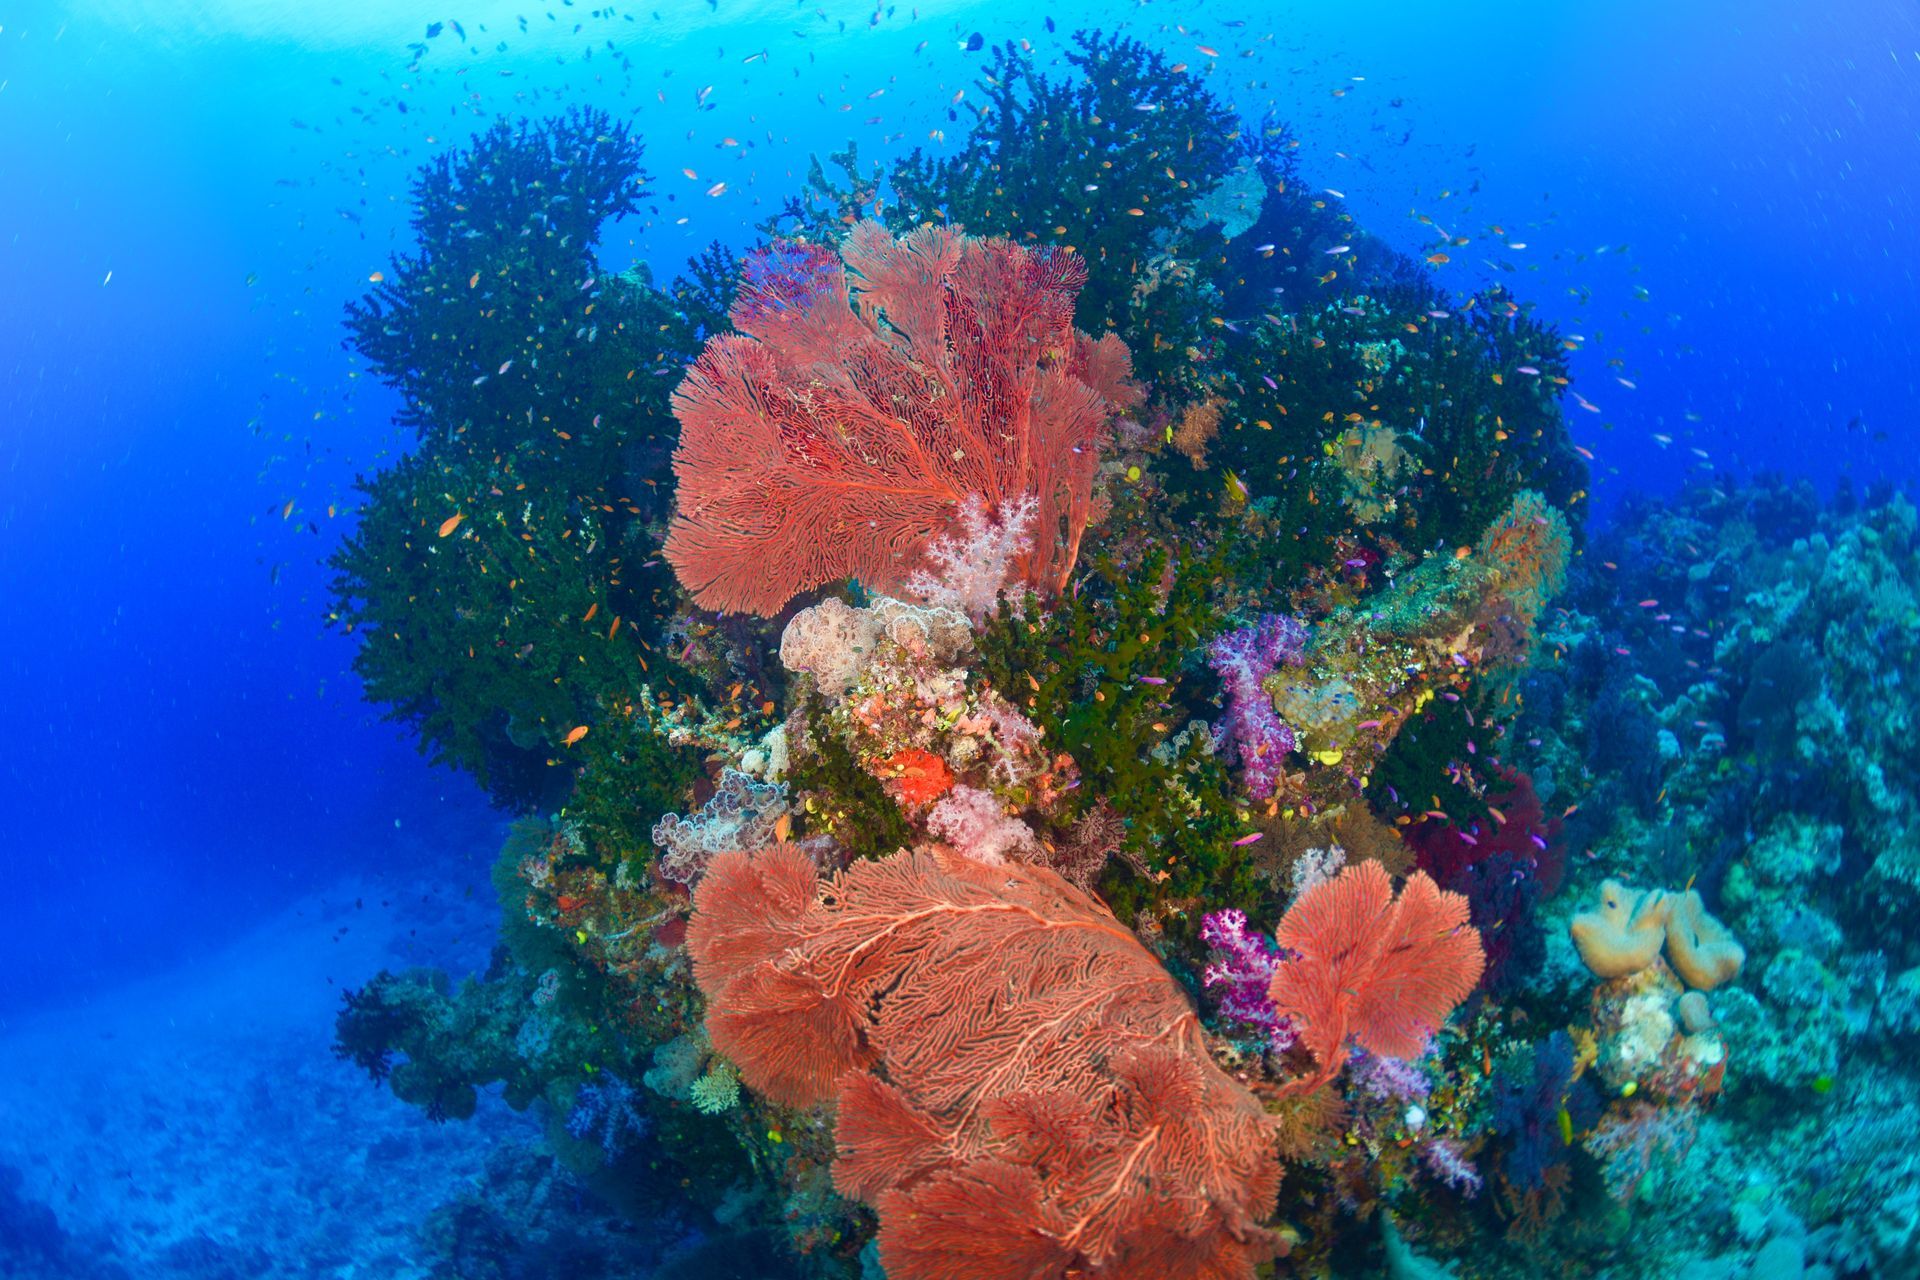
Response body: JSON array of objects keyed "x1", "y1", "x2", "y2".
[
  {"x1": 1569, "y1": 879, "x2": 1670, "y2": 978},
  {"x1": 1569, "y1": 878, "x2": 1744, "y2": 990},
  {"x1": 1664, "y1": 889, "x2": 1746, "y2": 991}
]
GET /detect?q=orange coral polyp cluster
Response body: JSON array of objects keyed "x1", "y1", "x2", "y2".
[
  {"x1": 873, "y1": 747, "x2": 955, "y2": 807},
  {"x1": 664, "y1": 221, "x2": 1141, "y2": 616}
]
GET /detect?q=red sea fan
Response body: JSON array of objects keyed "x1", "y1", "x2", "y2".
[
  {"x1": 1268, "y1": 861, "x2": 1484, "y2": 1089},
  {"x1": 664, "y1": 221, "x2": 1141, "y2": 615},
  {"x1": 687, "y1": 844, "x2": 1282, "y2": 1280}
]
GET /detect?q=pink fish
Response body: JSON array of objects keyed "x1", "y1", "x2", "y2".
[
  {"x1": 1231, "y1": 832, "x2": 1264, "y2": 847},
  {"x1": 1137, "y1": 676, "x2": 1168, "y2": 685}
]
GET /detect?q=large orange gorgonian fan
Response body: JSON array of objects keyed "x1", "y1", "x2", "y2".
[
  {"x1": 687, "y1": 843, "x2": 1283, "y2": 1280},
  {"x1": 664, "y1": 221, "x2": 1142, "y2": 616},
  {"x1": 1267, "y1": 860, "x2": 1484, "y2": 1091}
]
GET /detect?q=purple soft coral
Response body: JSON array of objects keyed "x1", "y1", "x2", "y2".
[
  {"x1": 1200, "y1": 908, "x2": 1295, "y2": 1053},
  {"x1": 1421, "y1": 1136, "x2": 1483, "y2": 1197},
  {"x1": 1350, "y1": 1049, "x2": 1434, "y2": 1104},
  {"x1": 1207, "y1": 613, "x2": 1307, "y2": 799}
]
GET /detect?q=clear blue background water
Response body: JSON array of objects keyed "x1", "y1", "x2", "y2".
[{"x1": 2, "y1": 0, "x2": 1913, "y2": 1018}]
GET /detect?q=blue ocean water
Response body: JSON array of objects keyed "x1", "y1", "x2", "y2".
[{"x1": 1, "y1": 2, "x2": 1914, "y2": 1277}]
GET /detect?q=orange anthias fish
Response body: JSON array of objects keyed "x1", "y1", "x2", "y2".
[
  {"x1": 562, "y1": 724, "x2": 590, "y2": 747},
  {"x1": 437, "y1": 512, "x2": 464, "y2": 537}
]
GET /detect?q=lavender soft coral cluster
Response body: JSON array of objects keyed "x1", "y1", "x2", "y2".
[
  {"x1": 1201, "y1": 908, "x2": 1294, "y2": 1052},
  {"x1": 1208, "y1": 613, "x2": 1307, "y2": 799},
  {"x1": 566, "y1": 1072, "x2": 649, "y2": 1161}
]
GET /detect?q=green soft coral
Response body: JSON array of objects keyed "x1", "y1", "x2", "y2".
[{"x1": 976, "y1": 545, "x2": 1253, "y2": 908}]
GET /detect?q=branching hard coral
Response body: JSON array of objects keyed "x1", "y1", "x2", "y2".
[
  {"x1": 686, "y1": 843, "x2": 1285, "y2": 1279},
  {"x1": 1267, "y1": 860, "x2": 1485, "y2": 1090},
  {"x1": 687, "y1": 1062, "x2": 741, "y2": 1115},
  {"x1": 663, "y1": 221, "x2": 1141, "y2": 615}
]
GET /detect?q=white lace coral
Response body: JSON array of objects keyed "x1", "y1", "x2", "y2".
[{"x1": 779, "y1": 594, "x2": 972, "y2": 701}]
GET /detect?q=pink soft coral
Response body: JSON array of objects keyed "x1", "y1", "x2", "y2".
[{"x1": 926, "y1": 784, "x2": 1042, "y2": 866}]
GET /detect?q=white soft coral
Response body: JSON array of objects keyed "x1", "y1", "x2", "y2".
[{"x1": 903, "y1": 493, "x2": 1037, "y2": 622}]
